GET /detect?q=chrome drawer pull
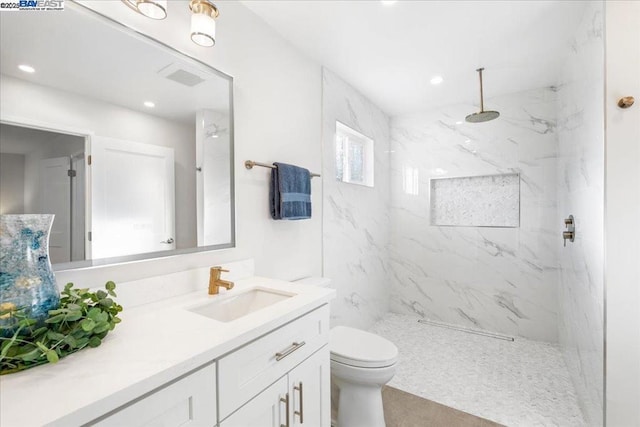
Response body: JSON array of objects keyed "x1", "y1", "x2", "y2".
[
  {"x1": 275, "y1": 341, "x2": 306, "y2": 361},
  {"x1": 294, "y1": 382, "x2": 304, "y2": 423},
  {"x1": 280, "y1": 393, "x2": 290, "y2": 427}
]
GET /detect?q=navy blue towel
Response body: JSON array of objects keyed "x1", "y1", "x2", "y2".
[{"x1": 270, "y1": 162, "x2": 312, "y2": 220}]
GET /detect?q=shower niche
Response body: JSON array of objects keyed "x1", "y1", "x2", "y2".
[{"x1": 430, "y1": 173, "x2": 520, "y2": 227}]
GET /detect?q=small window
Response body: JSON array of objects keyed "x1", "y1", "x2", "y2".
[
  {"x1": 335, "y1": 122, "x2": 374, "y2": 187},
  {"x1": 402, "y1": 166, "x2": 419, "y2": 196}
]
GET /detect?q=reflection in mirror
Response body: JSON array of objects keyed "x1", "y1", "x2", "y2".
[
  {"x1": 0, "y1": 124, "x2": 86, "y2": 264},
  {"x1": 0, "y1": 3, "x2": 234, "y2": 270}
]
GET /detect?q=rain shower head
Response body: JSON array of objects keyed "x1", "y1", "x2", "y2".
[
  {"x1": 465, "y1": 67, "x2": 500, "y2": 123},
  {"x1": 466, "y1": 110, "x2": 500, "y2": 123}
]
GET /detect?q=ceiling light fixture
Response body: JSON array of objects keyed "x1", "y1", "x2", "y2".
[
  {"x1": 189, "y1": 0, "x2": 219, "y2": 47},
  {"x1": 18, "y1": 64, "x2": 35, "y2": 73},
  {"x1": 144, "y1": 101, "x2": 155, "y2": 108},
  {"x1": 430, "y1": 75, "x2": 443, "y2": 85},
  {"x1": 121, "y1": 0, "x2": 220, "y2": 48},
  {"x1": 122, "y1": 0, "x2": 167, "y2": 20}
]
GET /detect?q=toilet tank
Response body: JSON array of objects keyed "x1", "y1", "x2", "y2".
[{"x1": 293, "y1": 277, "x2": 332, "y2": 287}]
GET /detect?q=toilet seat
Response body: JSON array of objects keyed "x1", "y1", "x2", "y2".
[{"x1": 330, "y1": 326, "x2": 398, "y2": 368}]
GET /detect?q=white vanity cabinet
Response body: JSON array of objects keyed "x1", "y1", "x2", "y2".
[
  {"x1": 219, "y1": 305, "x2": 331, "y2": 427},
  {"x1": 0, "y1": 276, "x2": 336, "y2": 427},
  {"x1": 94, "y1": 305, "x2": 331, "y2": 427},
  {"x1": 221, "y1": 346, "x2": 330, "y2": 427}
]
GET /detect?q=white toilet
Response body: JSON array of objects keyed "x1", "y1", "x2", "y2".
[
  {"x1": 294, "y1": 277, "x2": 398, "y2": 427},
  {"x1": 330, "y1": 326, "x2": 398, "y2": 427}
]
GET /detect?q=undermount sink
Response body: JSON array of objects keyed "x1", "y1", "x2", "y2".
[{"x1": 188, "y1": 287, "x2": 296, "y2": 322}]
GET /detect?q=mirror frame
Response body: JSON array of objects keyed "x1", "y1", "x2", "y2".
[{"x1": 0, "y1": 1, "x2": 236, "y2": 272}]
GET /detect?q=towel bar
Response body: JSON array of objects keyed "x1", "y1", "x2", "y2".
[{"x1": 244, "y1": 160, "x2": 321, "y2": 178}]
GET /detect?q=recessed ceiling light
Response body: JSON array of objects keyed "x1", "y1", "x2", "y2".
[
  {"x1": 381, "y1": 0, "x2": 398, "y2": 5},
  {"x1": 456, "y1": 121, "x2": 463, "y2": 125},
  {"x1": 430, "y1": 76, "x2": 443, "y2": 85},
  {"x1": 144, "y1": 101, "x2": 155, "y2": 108},
  {"x1": 18, "y1": 64, "x2": 35, "y2": 73}
]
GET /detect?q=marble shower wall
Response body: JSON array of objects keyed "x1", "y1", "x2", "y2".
[
  {"x1": 556, "y1": 2, "x2": 605, "y2": 425},
  {"x1": 389, "y1": 87, "x2": 560, "y2": 342},
  {"x1": 321, "y1": 68, "x2": 391, "y2": 329}
]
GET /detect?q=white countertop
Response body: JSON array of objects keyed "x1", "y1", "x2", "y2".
[{"x1": 0, "y1": 276, "x2": 335, "y2": 427}]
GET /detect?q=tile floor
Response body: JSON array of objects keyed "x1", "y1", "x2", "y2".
[{"x1": 370, "y1": 313, "x2": 587, "y2": 427}]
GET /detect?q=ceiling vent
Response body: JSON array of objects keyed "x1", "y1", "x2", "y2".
[{"x1": 158, "y1": 63, "x2": 208, "y2": 87}]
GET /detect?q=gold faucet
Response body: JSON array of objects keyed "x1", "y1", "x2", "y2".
[{"x1": 209, "y1": 266, "x2": 234, "y2": 295}]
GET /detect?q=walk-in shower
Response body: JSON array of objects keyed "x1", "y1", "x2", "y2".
[{"x1": 313, "y1": 0, "x2": 606, "y2": 425}]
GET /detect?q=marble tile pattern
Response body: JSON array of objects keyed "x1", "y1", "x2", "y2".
[
  {"x1": 430, "y1": 173, "x2": 520, "y2": 227},
  {"x1": 370, "y1": 313, "x2": 586, "y2": 427},
  {"x1": 556, "y1": 2, "x2": 605, "y2": 425},
  {"x1": 321, "y1": 68, "x2": 391, "y2": 329},
  {"x1": 389, "y1": 87, "x2": 560, "y2": 342}
]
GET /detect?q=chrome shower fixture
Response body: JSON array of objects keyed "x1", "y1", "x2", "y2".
[{"x1": 466, "y1": 67, "x2": 500, "y2": 123}]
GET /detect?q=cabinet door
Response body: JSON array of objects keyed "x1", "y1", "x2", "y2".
[
  {"x1": 220, "y1": 376, "x2": 288, "y2": 427},
  {"x1": 289, "y1": 345, "x2": 330, "y2": 427},
  {"x1": 93, "y1": 363, "x2": 216, "y2": 427}
]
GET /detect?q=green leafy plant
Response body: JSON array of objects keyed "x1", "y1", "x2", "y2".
[{"x1": 0, "y1": 281, "x2": 123, "y2": 375}]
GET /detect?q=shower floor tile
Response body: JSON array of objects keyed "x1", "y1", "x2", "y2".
[{"x1": 369, "y1": 313, "x2": 586, "y2": 427}]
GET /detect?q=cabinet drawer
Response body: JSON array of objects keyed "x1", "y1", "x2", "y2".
[
  {"x1": 218, "y1": 305, "x2": 329, "y2": 420},
  {"x1": 92, "y1": 363, "x2": 216, "y2": 427}
]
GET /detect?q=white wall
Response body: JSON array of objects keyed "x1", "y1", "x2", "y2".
[
  {"x1": 49, "y1": 1, "x2": 322, "y2": 286},
  {"x1": 0, "y1": 153, "x2": 25, "y2": 214},
  {"x1": 321, "y1": 68, "x2": 391, "y2": 329},
  {"x1": 389, "y1": 88, "x2": 560, "y2": 342},
  {"x1": 555, "y1": 2, "x2": 605, "y2": 424},
  {"x1": 605, "y1": 1, "x2": 640, "y2": 426}
]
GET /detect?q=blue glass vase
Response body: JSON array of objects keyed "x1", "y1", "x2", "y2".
[{"x1": 0, "y1": 214, "x2": 60, "y2": 335}]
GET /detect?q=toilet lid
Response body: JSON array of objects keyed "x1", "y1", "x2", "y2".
[{"x1": 330, "y1": 326, "x2": 398, "y2": 368}]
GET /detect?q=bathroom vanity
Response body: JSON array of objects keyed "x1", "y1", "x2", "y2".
[{"x1": 0, "y1": 273, "x2": 335, "y2": 427}]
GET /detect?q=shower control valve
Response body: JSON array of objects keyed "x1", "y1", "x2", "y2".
[{"x1": 563, "y1": 215, "x2": 575, "y2": 247}]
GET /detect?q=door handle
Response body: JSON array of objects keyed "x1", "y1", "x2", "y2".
[
  {"x1": 280, "y1": 393, "x2": 290, "y2": 427},
  {"x1": 294, "y1": 382, "x2": 304, "y2": 423},
  {"x1": 160, "y1": 237, "x2": 174, "y2": 244}
]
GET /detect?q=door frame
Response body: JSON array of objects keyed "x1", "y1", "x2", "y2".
[{"x1": 0, "y1": 114, "x2": 94, "y2": 260}]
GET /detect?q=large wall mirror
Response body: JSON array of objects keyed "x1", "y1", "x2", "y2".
[{"x1": 0, "y1": 3, "x2": 235, "y2": 270}]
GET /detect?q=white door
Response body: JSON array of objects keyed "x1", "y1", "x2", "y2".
[
  {"x1": 90, "y1": 136, "x2": 175, "y2": 259},
  {"x1": 289, "y1": 346, "x2": 331, "y2": 427},
  {"x1": 40, "y1": 156, "x2": 71, "y2": 264},
  {"x1": 220, "y1": 376, "x2": 288, "y2": 427}
]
